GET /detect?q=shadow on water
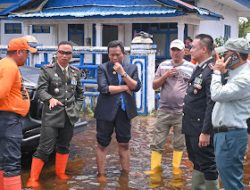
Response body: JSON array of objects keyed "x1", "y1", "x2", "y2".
[{"x1": 21, "y1": 116, "x2": 250, "y2": 190}]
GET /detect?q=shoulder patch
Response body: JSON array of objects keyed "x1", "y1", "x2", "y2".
[
  {"x1": 208, "y1": 63, "x2": 214, "y2": 70},
  {"x1": 43, "y1": 63, "x2": 54, "y2": 68},
  {"x1": 69, "y1": 65, "x2": 80, "y2": 71}
]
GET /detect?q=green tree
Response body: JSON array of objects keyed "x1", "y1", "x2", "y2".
[{"x1": 239, "y1": 17, "x2": 250, "y2": 38}]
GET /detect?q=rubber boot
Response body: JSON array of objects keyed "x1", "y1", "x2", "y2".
[
  {"x1": 3, "y1": 175, "x2": 21, "y2": 190},
  {"x1": 169, "y1": 177, "x2": 184, "y2": 188},
  {"x1": 191, "y1": 169, "x2": 205, "y2": 190},
  {"x1": 172, "y1": 150, "x2": 183, "y2": 176},
  {"x1": 0, "y1": 170, "x2": 4, "y2": 190},
  {"x1": 149, "y1": 171, "x2": 163, "y2": 189},
  {"x1": 55, "y1": 153, "x2": 70, "y2": 180},
  {"x1": 144, "y1": 151, "x2": 162, "y2": 175},
  {"x1": 26, "y1": 157, "x2": 44, "y2": 188},
  {"x1": 205, "y1": 179, "x2": 219, "y2": 190}
]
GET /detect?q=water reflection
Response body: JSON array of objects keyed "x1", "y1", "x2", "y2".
[{"x1": 21, "y1": 116, "x2": 250, "y2": 190}]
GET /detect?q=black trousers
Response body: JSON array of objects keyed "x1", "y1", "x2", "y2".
[
  {"x1": 185, "y1": 135, "x2": 218, "y2": 180},
  {"x1": 34, "y1": 114, "x2": 73, "y2": 162},
  {"x1": 0, "y1": 111, "x2": 22, "y2": 177}
]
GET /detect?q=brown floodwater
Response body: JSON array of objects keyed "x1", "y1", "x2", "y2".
[{"x1": 21, "y1": 116, "x2": 250, "y2": 190}]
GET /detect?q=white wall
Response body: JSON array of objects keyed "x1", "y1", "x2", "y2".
[
  {"x1": 30, "y1": 25, "x2": 56, "y2": 46},
  {"x1": 196, "y1": 0, "x2": 239, "y2": 39},
  {"x1": 0, "y1": 20, "x2": 24, "y2": 44},
  {"x1": 58, "y1": 23, "x2": 68, "y2": 42},
  {"x1": 124, "y1": 23, "x2": 132, "y2": 46}
]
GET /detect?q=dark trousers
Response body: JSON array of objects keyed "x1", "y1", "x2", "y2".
[
  {"x1": 0, "y1": 111, "x2": 22, "y2": 177},
  {"x1": 96, "y1": 107, "x2": 131, "y2": 147},
  {"x1": 34, "y1": 114, "x2": 73, "y2": 162},
  {"x1": 185, "y1": 135, "x2": 218, "y2": 180}
]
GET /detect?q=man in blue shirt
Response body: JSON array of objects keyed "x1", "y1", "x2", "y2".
[{"x1": 211, "y1": 38, "x2": 250, "y2": 190}]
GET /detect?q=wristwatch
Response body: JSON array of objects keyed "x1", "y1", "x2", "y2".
[
  {"x1": 213, "y1": 70, "x2": 221, "y2": 75},
  {"x1": 122, "y1": 72, "x2": 128, "y2": 78}
]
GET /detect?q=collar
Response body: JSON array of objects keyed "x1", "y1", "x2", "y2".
[
  {"x1": 198, "y1": 56, "x2": 213, "y2": 69},
  {"x1": 57, "y1": 62, "x2": 69, "y2": 72}
]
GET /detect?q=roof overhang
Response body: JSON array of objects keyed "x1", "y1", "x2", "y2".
[
  {"x1": 1, "y1": 0, "x2": 223, "y2": 21},
  {"x1": 156, "y1": 0, "x2": 223, "y2": 20},
  {"x1": 0, "y1": 0, "x2": 33, "y2": 16},
  {"x1": 214, "y1": 0, "x2": 250, "y2": 17},
  {"x1": 8, "y1": 6, "x2": 185, "y2": 19}
]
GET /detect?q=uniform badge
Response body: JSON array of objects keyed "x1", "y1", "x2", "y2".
[
  {"x1": 193, "y1": 74, "x2": 203, "y2": 94},
  {"x1": 54, "y1": 88, "x2": 59, "y2": 94},
  {"x1": 71, "y1": 77, "x2": 77, "y2": 85},
  {"x1": 208, "y1": 63, "x2": 214, "y2": 70},
  {"x1": 193, "y1": 89, "x2": 198, "y2": 94},
  {"x1": 113, "y1": 71, "x2": 116, "y2": 75}
]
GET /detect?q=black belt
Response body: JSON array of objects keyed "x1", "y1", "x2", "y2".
[{"x1": 213, "y1": 126, "x2": 244, "y2": 133}]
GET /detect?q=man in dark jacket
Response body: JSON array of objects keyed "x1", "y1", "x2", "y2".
[
  {"x1": 95, "y1": 40, "x2": 141, "y2": 183},
  {"x1": 182, "y1": 34, "x2": 218, "y2": 189},
  {"x1": 26, "y1": 41, "x2": 84, "y2": 188}
]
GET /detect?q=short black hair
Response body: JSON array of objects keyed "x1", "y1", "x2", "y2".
[
  {"x1": 107, "y1": 40, "x2": 125, "y2": 54},
  {"x1": 58, "y1": 41, "x2": 73, "y2": 49},
  {"x1": 185, "y1": 37, "x2": 193, "y2": 42},
  {"x1": 239, "y1": 53, "x2": 248, "y2": 61},
  {"x1": 195, "y1": 34, "x2": 214, "y2": 53}
]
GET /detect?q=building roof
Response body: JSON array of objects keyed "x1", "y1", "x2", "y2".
[{"x1": 1, "y1": 0, "x2": 223, "y2": 20}]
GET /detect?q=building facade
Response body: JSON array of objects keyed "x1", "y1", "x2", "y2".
[{"x1": 0, "y1": 0, "x2": 249, "y2": 63}]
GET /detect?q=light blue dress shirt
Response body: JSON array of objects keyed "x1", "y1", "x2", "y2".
[{"x1": 211, "y1": 61, "x2": 250, "y2": 129}]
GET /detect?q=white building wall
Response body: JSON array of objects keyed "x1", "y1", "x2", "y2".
[
  {"x1": 124, "y1": 23, "x2": 132, "y2": 47},
  {"x1": 0, "y1": 20, "x2": 24, "y2": 44},
  {"x1": 31, "y1": 30, "x2": 56, "y2": 46},
  {"x1": 84, "y1": 23, "x2": 93, "y2": 64},
  {"x1": 197, "y1": 0, "x2": 239, "y2": 39},
  {"x1": 58, "y1": 24, "x2": 68, "y2": 43}
]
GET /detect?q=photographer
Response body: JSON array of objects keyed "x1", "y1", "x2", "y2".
[{"x1": 211, "y1": 38, "x2": 250, "y2": 190}]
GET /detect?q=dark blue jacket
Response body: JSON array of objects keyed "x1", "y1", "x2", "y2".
[
  {"x1": 95, "y1": 61, "x2": 141, "y2": 121},
  {"x1": 182, "y1": 58, "x2": 215, "y2": 136}
]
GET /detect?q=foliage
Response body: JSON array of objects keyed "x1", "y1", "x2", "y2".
[
  {"x1": 214, "y1": 36, "x2": 224, "y2": 47},
  {"x1": 239, "y1": 17, "x2": 250, "y2": 38}
]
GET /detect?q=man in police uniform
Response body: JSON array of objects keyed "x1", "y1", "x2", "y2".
[
  {"x1": 26, "y1": 41, "x2": 84, "y2": 188},
  {"x1": 182, "y1": 34, "x2": 218, "y2": 189}
]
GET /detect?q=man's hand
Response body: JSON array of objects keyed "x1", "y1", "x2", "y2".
[
  {"x1": 113, "y1": 62, "x2": 125, "y2": 75},
  {"x1": 198, "y1": 133, "x2": 210, "y2": 148},
  {"x1": 49, "y1": 98, "x2": 64, "y2": 110},
  {"x1": 163, "y1": 68, "x2": 178, "y2": 79},
  {"x1": 212, "y1": 53, "x2": 231, "y2": 74},
  {"x1": 124, "y1": 85, "x2": 132, "y2": 95}
]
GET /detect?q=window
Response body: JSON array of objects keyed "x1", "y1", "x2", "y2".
[
  {"x1": 224, "y1": 25, "x2": 231, "y2": 41},
  {"x1": 68, "y1": 24, "x2": 84, "y2": 46},
  {"x1": 32, "y1": 25, "x2": 50, "y2": 33},
  {"x1": 4, "y1": 23, "x2": 22, "y2": 34}
]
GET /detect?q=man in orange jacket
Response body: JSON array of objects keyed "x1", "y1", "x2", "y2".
[{"x1": 0, "y1": 37, "x2": 37, "y2": 190}]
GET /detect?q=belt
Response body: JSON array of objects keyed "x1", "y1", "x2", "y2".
[{"x1": 213, "y1": 126, "x2": 243, "y2": 133}]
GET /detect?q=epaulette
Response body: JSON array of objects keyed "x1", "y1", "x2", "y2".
[
  {"x1": 43, "y1": 63, "x2": 55, "y2": 68},
  {"x1": 69, "y1": 65, "x2": 80, "y2": 71},
  {"x1": 208, "y1": 63, "x2": 214, "y2": 70}
]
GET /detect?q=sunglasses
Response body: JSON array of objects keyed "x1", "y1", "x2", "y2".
[{"x1": 58, "y1": 50, "x2": 73, "y2": 55}]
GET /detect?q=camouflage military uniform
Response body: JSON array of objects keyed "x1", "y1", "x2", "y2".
[{"x1": 33, "y1": 62, "x2": 84, "y2": 161}]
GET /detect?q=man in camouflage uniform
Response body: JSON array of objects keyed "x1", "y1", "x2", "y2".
[{"x1": 27, "y1": 41, "x2": 84, "y2": 188}]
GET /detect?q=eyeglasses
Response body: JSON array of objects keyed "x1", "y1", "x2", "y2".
[
  {"x1": 58, "y1": 50, "x2": 73, "y2": 55},
  {"x1": 19, "y1": 50, "x2": 29, "y2": 54}
]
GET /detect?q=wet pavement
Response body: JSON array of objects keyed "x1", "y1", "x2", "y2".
[{"x1": 21, "y1": 115, "x2": 250, "y2": 190}]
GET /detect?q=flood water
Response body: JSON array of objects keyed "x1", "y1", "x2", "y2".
[{"x1": 21, "y1": 115, "x2": 250, "y2": 190}]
